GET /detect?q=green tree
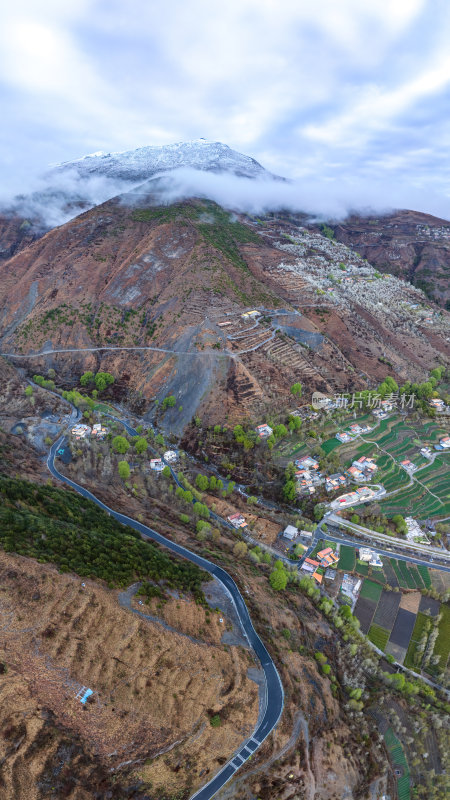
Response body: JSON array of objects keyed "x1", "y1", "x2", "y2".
[
  {"x1": 162, "y1": 465, "x2": 171, "y2": 478},
  {"x1": 118, "y1": 461, "x2": 130, "y2": 480},
  {"x1": 233, "y1": 541, "x2": 248, "y2": 558},
  {"x1": 290, "y1": 382, "x2": 302, "y2": 398},
  {"x1": 155, "y1": 433, "x2": 165, "y2": 446},
  {"x1": 80, "y1": 371, "x2": 94, "y2": 387},
  {"x1": 162, "y1": 395, "x2": 176, "y2": 410},
  {"x1": 283, "y1": 480, "x2": 297, "y2": 502},
  {"x1": 25, "y1": 385, "x2": 33, "y2": 397},
  {"x1": 134, "y1": 437, "x2": 148, "y2": 454},
  {"x1": 95, "y1": 372, "x2": 115, "y2": 392},
  {"x1": 112, "y1": 435, "x2": 130, "y2": 454},
  {"x1": 196, "y1": 474, "x2": 209, "y2": 491},
  {"x1": 273, "y1": 424, "x2": 287, "y2": 440},
  {"x1": 269, "y1": 567, "x2": 288, "y2": 591}
]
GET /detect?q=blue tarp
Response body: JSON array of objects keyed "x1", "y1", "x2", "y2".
[{"x1": 79, "y1": 688, "x2": 93, "y2": 704}]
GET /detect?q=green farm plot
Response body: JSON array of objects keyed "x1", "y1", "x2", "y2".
[
  {"x1": 338, "y1": 545, "x2": 355, "y2": 570},
  {"x1": 321, "y1": 437, "x2": 343, "y2": 454},
  {"x1": 404, "y1": 612, "x2": 432, "y2": 670},
  {"x1": 360, "y1": 579, "x2": 383, "y2": 603},
  {"x1": 355, "y1": 560, "x2": 369, "y2": 576},
  {"x1": 432, "y1": 603, "x2": 450, "y2": 672},
  {"x1": 368, "y1": 623, "x2": 390, "y2": 650},
  {"x1": 390, "y1": 559, "x2": 410, "y2": 589},
  {"x1": 417, "y1": 564, "x2": 431, "y2": 588},
  {"x1": 384, "y1": 728, "x2": 410, "y2": 800},
  {"x1": 407, "y1": 565, "x2": 424, "y2": 589}
]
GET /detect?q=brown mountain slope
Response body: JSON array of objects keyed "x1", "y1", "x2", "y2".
[
  {"x1": 0, "y1": 197, "x2": 448, "y2": 427},
  {"x1": 320, "y1": 209, "x2": 450, "y2": 309}
]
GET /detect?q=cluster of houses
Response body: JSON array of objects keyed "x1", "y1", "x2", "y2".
[
  {"x1": 372, "y1": 400, "x2": 395, "y2": 419},
  {"x1": 301, "y1": 546, "x2": 339, "y2": 584},
  {"x1": 347, "y1": 456, "x2": 378, "y2": 482},
  {"x1": 335, "y1": 421, "x2": 372, "y2": 444},
  {"x1": 420, "y1": 446, "x2": 432, "y2": 458},
  {"x1": 331, "y1": 485, "x2": 376, "y2": 509},
  {"x1": 71, "y1": 422, "x2": 109, "y2": 441},
  {"x1": 435, "y1": 434, "x2": 450, "y2": 450},
  {"x1": 71, "y1": 424, "x2": 91, "y2": 440},
  {"x1": 92, "y1": 423, "x2": 107, "y2": 439},
  {"x1": 295, "y1": 454, "x2": 321, "y2": 495},
  {"x1": 150, "y1": 451, "x2": 178, "y2": 472},
  {"x1": 325, "y1": 473, "x2": 347, "y2": 492}
]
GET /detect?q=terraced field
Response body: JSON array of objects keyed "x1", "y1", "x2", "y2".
[
  {"x1": 380, "y1": 452, "x2": 450, "y2": 518},
  {"x1": 384, "y1": 727, "x2": 410, "y2": 800}
]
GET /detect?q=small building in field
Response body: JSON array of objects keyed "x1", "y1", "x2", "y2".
[
  {"x1": 439, "y1": 435, "x2": 450, "y2": 449},
  {"x1": 149, "y1": 458, "x2": 164, "y2": 472}
]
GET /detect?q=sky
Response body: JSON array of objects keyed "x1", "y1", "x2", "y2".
[{"x1": 2, "y1": 0, "x2": 450, "y2": 218}]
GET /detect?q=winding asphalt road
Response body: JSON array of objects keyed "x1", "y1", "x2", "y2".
[{"x1": 47, "y1": 431, "x2": 284, "y2": 800}]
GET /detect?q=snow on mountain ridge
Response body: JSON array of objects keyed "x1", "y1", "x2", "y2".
[{"x1": 53, "y1": 139, "x2": 280, "y2": 182}]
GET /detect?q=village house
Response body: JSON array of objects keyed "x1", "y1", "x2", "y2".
[
  {"x1": 372, "y1": 408, "x2": 388, "y2": 419},
  {"x1": 358, "y1": 547, "x2": 383, "y2": 567},
  {"x1": 301, "y1": 557, "x2": 319, "y2": 573},
  {"x1": 227, "y1": 512, "x2": 247, "y2": 529},
  {"x1": 336, "y1": 431, "x2": 352, "y2": 443},
  {"x1": 420, "y1": 447, "x2": 432, "y2": 458},
  {"x1": 429, "y1": 398, "x2": 445, "y2": 411},
  {"x1": 439, "y1": 435, "x2": 450, "y2": 449},
  {"x1": 255, "y1": 423, "x2": 273, "y2": 439},
  {"x1": 283, "y1": 525, "x2": 298, "y2": 540},
  {"x1": 149, "y1": 458, "x2": 164, "y2": 472},
  {"x1": 295, "y1": 455, "x2": 319, "y2": 470},
  {"x1": 163, "y1": 450, "x2": 178, "y2": 462},
  {"x1": 401, "y1": 459, "x2": 418, "y2": 472}
]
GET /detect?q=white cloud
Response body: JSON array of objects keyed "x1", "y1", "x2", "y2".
[{"x1": 0, "y1": 0, "x2": 450, "y2": 218}]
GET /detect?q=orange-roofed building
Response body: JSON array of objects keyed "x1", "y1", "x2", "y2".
[
  {"x1": 317, "y1": 547, "x2": 332, "y2": 559},
  {"x1": 312, "y1": 572, "x2": 323, "y2": 584}
]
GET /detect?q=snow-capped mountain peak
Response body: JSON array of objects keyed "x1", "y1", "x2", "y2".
[{"x1": 53, "y1": 139, "x2": 279, "y2": 182}]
